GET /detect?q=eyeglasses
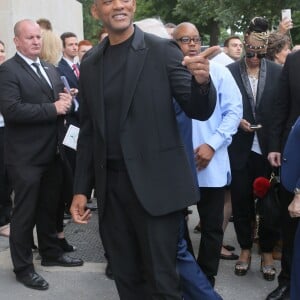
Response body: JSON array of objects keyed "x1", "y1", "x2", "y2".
[
  {"x1": 245, "y1": 52, "x2": 266, "y2": 59},
  {"x1": 176, "y1": 36, "x2": 201, "y2": 44}
]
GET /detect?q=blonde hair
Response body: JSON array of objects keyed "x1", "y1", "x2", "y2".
[{"x1": 40, "y1": 30, "x2": 62, "y2": 65}]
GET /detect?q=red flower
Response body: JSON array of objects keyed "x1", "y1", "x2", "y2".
[{"x1": 253, "y1": 177, "x2": 271, "y2": 198}]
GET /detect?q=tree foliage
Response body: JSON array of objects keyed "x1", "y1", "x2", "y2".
[{"x1": 78, "y1": 0, "x2": 300, "y2": 46}]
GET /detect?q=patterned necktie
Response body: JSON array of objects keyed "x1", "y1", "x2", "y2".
[{"x1": 72, "y1": 63, "x2": 80, "y2": 78}]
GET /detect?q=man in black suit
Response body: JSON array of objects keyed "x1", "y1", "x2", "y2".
[
  {"x1": 266, "y1": 51, "x2": 300, "y2": 300},
  {"x1": 0, "y1": 19, "x2": 83, "y2": 291},
  {"x1": 70, "y1": 1, "x2": 217, "y2": 299}
]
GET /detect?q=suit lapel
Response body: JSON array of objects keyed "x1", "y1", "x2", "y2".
[
  {"x1": 120, "y1": 27, "x2": 148, "y2": 126},
  {"x1": 89, "y1": 43, "x2": 106, "y2": 142},
  {"x1": 256, "y1": 58, "x2": 267, "y2": 108},
  {"x1": 59, "y1": 59, "x2": 78, "y2": 87},
  {"x1": 15, "y1": 55, "x2": 54, "y2": 101},
  {"x1": 40, "y1": 61, "x2": 56, "y2": 100}
]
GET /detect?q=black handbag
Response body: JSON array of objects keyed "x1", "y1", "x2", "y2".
[{"x1": 254, "y1": 173, "x2": 281, "y2": 230}]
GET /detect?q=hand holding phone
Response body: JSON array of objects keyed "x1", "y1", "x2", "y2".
[
  {"x1": 282, "y1": 9, "x2": 292, "y2": 21},
  {"x1": 250, "y1": 124, "x2": 262, "y2": 130},
  {"x1": 61, "y1": 76, "x2": 71, "y2": 93}
]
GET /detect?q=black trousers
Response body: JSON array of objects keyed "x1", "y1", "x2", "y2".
[
  {"x1": 100, "y1": 166, "x2": 182, "y2": 300},
  {"x1": 278, "y1": 185, "x2": 299, "y2": 285},
  {"x1": 56, "y1": 149, "x2": 74, "y2": 233},
  {"x1": 0, "y1": 127, "x2": 12, "y2": 226},
  {"x1": 196, "y1": 187, "x2": 225, "y2": 277},
  {"x1": 7, "y1": 157, "x2": 63, "y2": 276},
  {"x1": 231, "y1": 151, "x2": 278, "y2": 252}
]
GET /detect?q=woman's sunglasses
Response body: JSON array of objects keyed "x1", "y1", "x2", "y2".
[{"x1": 245, "y1": 52, "x2": 266, "y2": 59}]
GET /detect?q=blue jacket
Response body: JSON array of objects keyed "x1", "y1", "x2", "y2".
[{"x1": 281, "y1": 116, "x2": 300, "y2": 192}]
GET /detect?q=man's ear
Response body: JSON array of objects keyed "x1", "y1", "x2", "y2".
[{"x1": 90, "y1": 3, "x2": 99, "y2": 20}]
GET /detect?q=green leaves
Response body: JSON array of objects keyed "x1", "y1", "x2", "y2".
[{"x1": 78, "y1": 0, "x2": 300, "y2": 46}]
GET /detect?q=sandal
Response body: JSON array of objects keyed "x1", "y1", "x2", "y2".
[
  {"x1": 261, "y1": 259, "x2": 276, "y2": 281},
  {"x1": 0, "y1": 224, "x2": 10, "y2": 237},
  {"x1": 235, "y1": 256, "x2": 251, "y2": 276}
]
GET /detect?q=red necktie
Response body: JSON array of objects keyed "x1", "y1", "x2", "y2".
[{"x1": 72, "y1": 64, "x2": 80, "y2": 78}]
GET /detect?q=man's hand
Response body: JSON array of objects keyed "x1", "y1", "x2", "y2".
[
  {"x1": 278, "y1": 18, "x2": 293, "y2": 34},
  {"x1": 268, "y1": 152, "x2": 281, "y2": 167},
  {"x1": 54, "y1": 92, "x2": 72, "y2": 115},
  {"x1": 194, "y1": 143, "x2": 215, "y2": 170},
  {"x1": 182, "y1": 45, "x2": 220, "y2": 85},
  {"x1": 288, "y1": 194, "x2": 300, "y2": 218},
  {"x1": 70, "y1": 194, "x2": 92, "y2": 224}
]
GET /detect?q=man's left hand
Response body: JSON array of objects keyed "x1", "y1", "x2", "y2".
[
  {"x1": 288, "y1": 194, "x2": 300, "y2": 218},
  {"x1": 194, "y1": 143, "x2": 215, "y2": 170}
]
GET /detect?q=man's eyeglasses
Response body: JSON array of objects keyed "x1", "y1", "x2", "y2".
[
  {"x1": 176, "y1": 36, "x2": 201, "y2": 44},
  {"x1": 245, "y1": 52, "x2": 266, "y2": 59}
]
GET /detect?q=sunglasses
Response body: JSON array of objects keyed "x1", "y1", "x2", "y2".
[
  {"x1": 245, "y1": 52, "x2": 266, "y2": 59},
  {"x1": 176, "y1": 36, "x2": 201, "y2": 44}
]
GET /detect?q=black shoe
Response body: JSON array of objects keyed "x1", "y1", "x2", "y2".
[
  {"x1": 41, "y1": 254, "x2": 83, "y2": 267},
  {"x1": 223, "y1": 244, "x2": 235, "y2": 251},
  {"x1": 266, "y1": 284, "x2": 290, "y2": 300},
  {"x1": 16, "y1": 271, "x2": 49, "y2": 290},
  {"x1": 58, "y1": 238, "x2": 76, "y2": 252},
  {"x1": 220, "y1": 252, "x2": 239, "y2": 260},
  {"x1": 105, "y1": 263, "x2": 114, "y2": 280}
]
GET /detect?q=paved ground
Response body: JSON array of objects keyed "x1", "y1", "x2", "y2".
[{"x1": 0, "y1": 201, "x2": 280, "y2": 300}]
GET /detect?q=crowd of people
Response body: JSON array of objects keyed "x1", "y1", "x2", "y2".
[{"x1": 0, "y1": 0, "x2": 300, "y2": 299}]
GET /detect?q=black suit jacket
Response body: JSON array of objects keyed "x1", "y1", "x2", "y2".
[
  {"x1": 0, "y1": 54, "x2": 64, "y2": 165},
  {"x1": 227, "y1": 58, "x2": 282, "y2": 170},
  {"x1": 74, "y1": 26, "x2": 216, "y2": 217},
  {"x1": 57, "y1": 58, "x2": 79, "y2": 90},
  {"x1": 268, "y1": 50, "x2": 300, "y2": 153}
]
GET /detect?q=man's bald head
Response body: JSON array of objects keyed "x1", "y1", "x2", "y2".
[{"x1": 173, "y1": 22, "x2": 201, "y2": 57}]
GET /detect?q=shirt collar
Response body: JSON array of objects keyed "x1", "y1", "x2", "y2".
[{"x1": 17, "y1": 51, "x2": 41, "y2": 66}]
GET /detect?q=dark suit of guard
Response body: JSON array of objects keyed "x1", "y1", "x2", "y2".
[
  {"x1": 0, "y1": 54, "x2": 65, "y2": 277},
  {"x1": 280, "y1": 117, "x2": 300, "y2": 300},
  {"x1": 74, "y1": 26, "x2": 216, "y2": 299},
  {"x1": 268, "y1": 51, "x2": 300, "y2": 295}
]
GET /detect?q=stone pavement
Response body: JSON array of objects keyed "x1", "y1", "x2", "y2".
[{"x1": 0, "y1": 201, "x2": 280, "y2": 300}]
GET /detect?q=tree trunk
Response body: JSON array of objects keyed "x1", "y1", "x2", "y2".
[{"x1": 208, "y1": 19, "x2": 220, "y2": 46}]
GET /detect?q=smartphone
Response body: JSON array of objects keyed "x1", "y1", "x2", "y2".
[
  {"x1": 61, "y1": 76, "x2": 71, "y2": 93},
  {"x1": 250, "y1": 124, "x2": 262, "y2": 130},
  {"x1": 282, "y1": 9, "x2": 292, "y2": 20}
]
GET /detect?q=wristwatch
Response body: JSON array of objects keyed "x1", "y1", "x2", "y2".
[{"x1": 294, "y1": 188, "x2": 300, "y2": 195}]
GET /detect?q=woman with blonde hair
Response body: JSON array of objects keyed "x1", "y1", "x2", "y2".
[{"x1": 40, "y1": 30, "x2": 62, "y2": 65}]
